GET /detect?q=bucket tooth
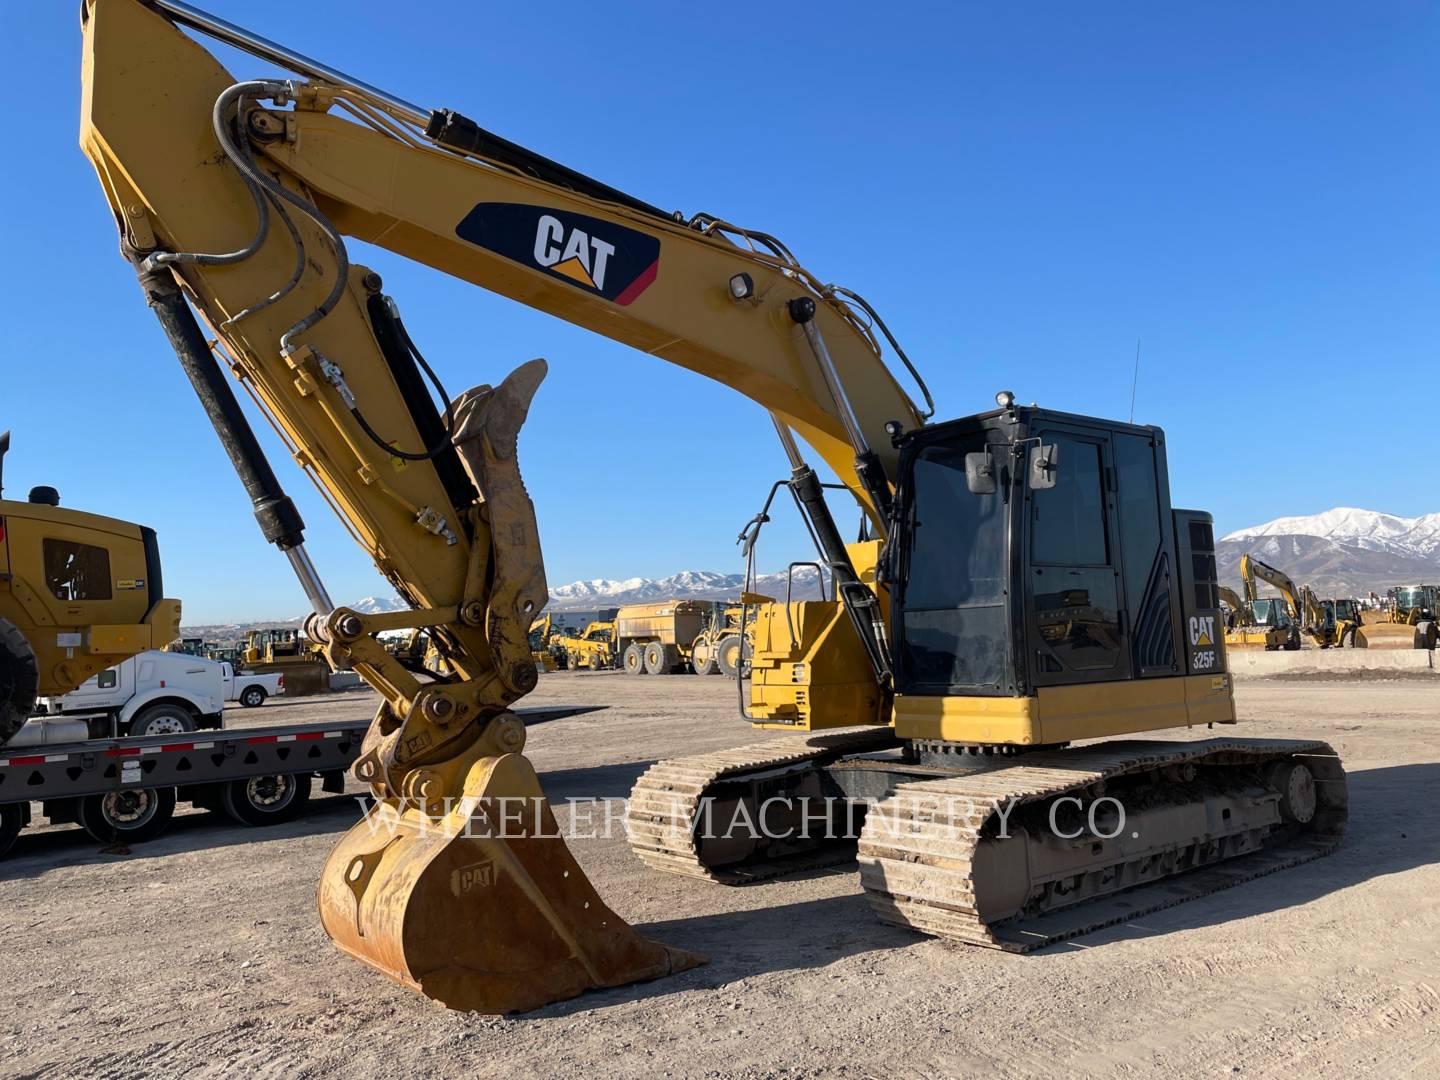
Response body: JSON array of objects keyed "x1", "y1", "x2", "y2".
[{"x1": 319, "y1": 752, "x2": 704, "y2": 1013}]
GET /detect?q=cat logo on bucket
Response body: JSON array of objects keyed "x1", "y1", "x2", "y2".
[
  {"x1": 451, "y1": 858, "x2": 496, "y2": 896},
  {"x1": 455, "y1": 203, "x2": 660, "y2": 305}
]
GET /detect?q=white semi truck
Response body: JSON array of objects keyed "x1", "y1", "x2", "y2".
[{"x1": 29, "y1": 651, "x2": 283, "y2": 741}]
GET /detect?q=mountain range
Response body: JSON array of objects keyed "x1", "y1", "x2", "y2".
[
  {"x1": 180, "y1": 508, "x2": 1435, "y2": 631},
  {"x1": 547, "y1": 568, "x2": 824, "y2": 611},
  {"x1": 1217, "y1": 508, "x2": 1439, "y2": 596}
]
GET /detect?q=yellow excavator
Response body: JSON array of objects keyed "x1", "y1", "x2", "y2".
[
  {"x1": 0, "y1": 430, "x2": 181, "y2": 743},
  {"x1": 527, "y1": 613, "x2": 559, "y2": 672},
  {"x1": 1239, "y1": 553, "x2": 1315, "y2": 649},
  {"x1": 79, "y1": 0, "x2": 1347, "y2": 1014}
]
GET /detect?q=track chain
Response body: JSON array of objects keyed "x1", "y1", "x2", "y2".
[
  {"x1": 626, "y1": 727, "x2": 899, "y2": 884},
  {"x1": 856, "y1": 737, "x2": 1348, "y2": 951}
]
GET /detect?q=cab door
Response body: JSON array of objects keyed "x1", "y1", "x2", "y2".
[{"x1": 1024, "y1": 427, "x2": 1130, "y2": 685}]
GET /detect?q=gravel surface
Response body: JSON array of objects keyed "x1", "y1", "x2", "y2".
[{"x1": 1, "y1": 673, "x2": 1436, "y2": 1078}]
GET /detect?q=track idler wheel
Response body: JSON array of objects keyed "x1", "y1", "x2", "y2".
[
  {"x1": 0, "y1": 618, "x2": 39, "y2": 747},
  {"x1": 319, "y1": 750, "x2": 703, "y2": 1013}
]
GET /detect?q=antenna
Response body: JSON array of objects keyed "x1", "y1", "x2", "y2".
[{"x1": 1128, "y1": 339, "x2": 1141, "y2": 424}]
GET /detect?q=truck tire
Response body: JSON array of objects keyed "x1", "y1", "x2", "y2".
[
  {"x1": 1417, "y1": 621, "x2": 1437, "y2": 650},
  {"x1": 129, "y1": 703, "x2": 196, "y2": 737},
  {"x1": 623, "y1": 644, "x2": 647, "y2": 676},
  {"x1": 0, "y1": 803, "x2": 26, "y2": 859},
  {"x1": 219, "y1": 772, "x2": 312, "y2": 826},
  {"x1": 239, "y1": 685, "x2": 268, "y2": 708},
  {"x1": 643, "y1": 641, "x2": 670, "y2": 675},
  {"x1": 692, "y1": 639, "x2": 717, "y2": 675},
  {"x1": 77, "y1": 786, "x2": 176, "y2": 845},
  {"x1": 0, "y1": 617, "x2": 39, "y2": 747},
  {"x1": 716, "y1": 635, "x2": 746, "y2": 677}
]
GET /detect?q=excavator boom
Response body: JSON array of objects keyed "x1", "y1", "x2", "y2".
[{"x1": 80, "y1": 0, "x2": 927, "y2": 1012}]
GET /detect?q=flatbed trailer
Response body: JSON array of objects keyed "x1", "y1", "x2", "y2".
[
  {"x1": 0, "y1": 704, "x2": 602, "y2": 858},
  {"x1": 0, "y1": 718, "x2": 370, "y2": 857}
]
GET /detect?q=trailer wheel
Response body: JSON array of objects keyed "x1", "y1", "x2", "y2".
[
  {"x1": 129, "y1": 703, "x2": 196, "y2": 737},
  {"x1": 623, "y1": 644, "x2": 647, "y2": 676},
  {"x1": 77, "y1": 786, "x2": 176, "y2": 845},
  {"x1": 239, "y1": 686, "x2": 268, "y2": 708},
  {"x1": 0, "y1": 803, "x2": 26, "y2": 859},
  {"x1": 220, "y1": 773, "x2": 312, "y2": 826},
  {"x1": 0, "y1": 617, "x2": 39, "y2": 747}
]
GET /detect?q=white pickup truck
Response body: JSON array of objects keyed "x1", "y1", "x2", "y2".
[
  {"x1": 220, "y1": 662, "x2": 284, "y2": 708},
  {"x1": 31, "y1": 651, "x2": 283, "y2": 740}
]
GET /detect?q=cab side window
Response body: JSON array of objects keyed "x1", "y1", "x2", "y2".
[
  {"x1": 43, "y1": 539, "x2": 113, "y2": 601},
  {"x1": 1029, "y1": 435, "x2": 1124, "y2": 678},
  {"x1": 1032, "y1": 440, "x2": 1108, "y2": 566}
]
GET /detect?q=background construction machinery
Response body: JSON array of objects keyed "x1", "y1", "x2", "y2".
[
  {"x1": 1360, "y1": 585, "x2": 1438, "y2": 649},
  {"x1": 0, "y1": 431, "x2": 181, "y2": 745}
]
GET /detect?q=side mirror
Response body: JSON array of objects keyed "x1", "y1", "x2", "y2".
[
  {"x1": 1028, "y1": 442, "x2": 1059, "y2": 490},
  {"x1": 964, "y1": 451, "x2": 996, "y2": 494}
]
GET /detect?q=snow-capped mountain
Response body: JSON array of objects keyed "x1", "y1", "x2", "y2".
[
  {"x1": 183, "y1": 595, "x2": 407, "y2": 636},
  {"x1": 547, "y1": 568, "x2": 822, "y2": 611},
  {"x1": 1218, "y1": 507, "x2": 1439, "y2": 595},
  {"x1": 349, "y1": 595, "x2": 409, "y2": 615},
  {"x1": 1222, "y1": 508, "x2": 1440, "y2": 559}
]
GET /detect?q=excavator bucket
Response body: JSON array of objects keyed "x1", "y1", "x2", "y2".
[{"x1": 319, "y1": 751, "x2": 703, "y2": 1013}]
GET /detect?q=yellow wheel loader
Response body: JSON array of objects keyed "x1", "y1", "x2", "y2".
[
  {"x1": 78, "y1": 0, "x2": 1348, "y2": 1014},
  {"x1": 1360, "y1": 585, "x2": 1438, "y2": 649},
  {"x1": 0, "y1": 430, "x2": 181, "y2": 745}
]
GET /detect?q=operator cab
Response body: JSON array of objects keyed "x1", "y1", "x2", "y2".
[
  {"x1": 1393, "y1": 585, "x2": 1437, "y2": 621},
  {"x1": 889, "y1": 403, "x2": 1223, "y2": 699},
  {"x1": 1249, "y1": 599, "x2": 1293, "y2": 629}
]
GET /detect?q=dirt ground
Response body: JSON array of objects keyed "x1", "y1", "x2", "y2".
[{"x1": 1, "y1": 673, "x2": 1437, "y2": 1079}]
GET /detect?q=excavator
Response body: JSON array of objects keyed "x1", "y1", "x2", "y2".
[
  {"x1": 0, "y1": 430, "x2": 182, "y2": 744},
  {"x1": 1239, "y1": 554, "x2": 1314, "y2": 649},
  {"x1": 78, "y1": 0, "x2": 1347, "y2": 1014},
  {"x1": 527, "y1": 613, "x2": 560, "y2": 673}
]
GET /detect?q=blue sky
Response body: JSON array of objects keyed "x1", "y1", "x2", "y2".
[{"x1": 2, "y1": 1, "x2": 1434, "y2": 623}]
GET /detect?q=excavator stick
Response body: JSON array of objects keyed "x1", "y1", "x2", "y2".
[
  {"x1": 319, "y1": 738, "x2": 702, "y2": 1013},
  {"x1": 312, "y1": 368, "x2": 703, "y2": 1011}
]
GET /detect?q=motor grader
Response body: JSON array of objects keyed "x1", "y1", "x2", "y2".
[
  {"x1": 76, "y1": 0, "x2": 1347, "y2": 1014},
  {"x1": 0, "y1": 430, "x2": 181, "y2": 745},
  {"x1": 689, "y1": 603, "x2": 754, "y2": 677},
  {"x1": 554, "y1": 619, "x2": 616, "y2": 671}
]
